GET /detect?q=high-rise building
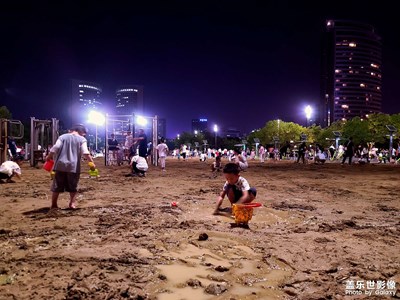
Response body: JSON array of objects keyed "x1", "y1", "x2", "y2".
[
  {"x1": 192, "y1": 118, "x2": 208, "y2": 133},
  {"x1": 320, "y1": 20, "x2": 382, "y2": 127},
  {"x1": 115, "y1": 85, "x2": 144, "y2": 116},
  {"x1": 70, "y1": 79, "x2": 102, "y2": 124}
]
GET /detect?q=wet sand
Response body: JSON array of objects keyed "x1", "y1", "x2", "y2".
[{"x1": 0, "y1": 158, "x2": 399, "y2": 299}]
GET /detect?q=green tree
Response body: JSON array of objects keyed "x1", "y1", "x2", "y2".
[
  {"x1": 342, "y1": 117, "x2": 371, "y2": 145},
  {"x1": 367, "y1": 113, "x2": 391, "y2": 144},
  {"x1": 248, "y1": 120, "x2": 305, "y2": 147},
  {"x1": 0, "y1": 106, "x2": 12, "y2": 119}
]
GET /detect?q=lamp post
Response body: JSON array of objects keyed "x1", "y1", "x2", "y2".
[
  {"x1": 386, "y1": 125, "x2": 397, "y2": 162},
  {"x1": 213, "y1": 124, "x2": 218, "y2": 149},
  {"x1": 277, "y1": 119, "x2": 280, "y2": 137},
  {"x1": 305, "y1": 105, "x2": 312, "y2": 127},
  {"x1": 88, "y1": 111, "x2": 105, "y2": 151}
]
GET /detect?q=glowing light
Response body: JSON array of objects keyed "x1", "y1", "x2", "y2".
[
  {"x1": 88, "y1": 111, "x2": 105, "y2": 126},
  {"x1": 136, "y1": 116, "x2": 148, "y2": 126},
  {"x1": 305, "y1": 105, "x2": 312, "y2": 120},
  {"x1": 349, "y1": 43, "x2": 357, "y2": 47}
]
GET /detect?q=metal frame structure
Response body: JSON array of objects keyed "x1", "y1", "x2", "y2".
[
  {"x1": 104, "y1": 114, "x2": 158, "y2": 166},
  {"x1": 0, "y1": 119, "x2": 24, "y2": 164},
  {"x1": 29, "y1": 117, "x2": 59, "y2": 167}
]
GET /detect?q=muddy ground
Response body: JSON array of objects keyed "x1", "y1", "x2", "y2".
[{"x1": 0, "y1": 158, "x2": 399, "y2": 300}]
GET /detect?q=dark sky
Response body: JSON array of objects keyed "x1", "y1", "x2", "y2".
[{"x1": 1, "y1": 1, "x2": 399, "y2": 138}]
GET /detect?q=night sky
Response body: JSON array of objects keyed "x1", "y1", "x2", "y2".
[{"x1": 1, "y1": 1, "x2": 399, "y2": 138}]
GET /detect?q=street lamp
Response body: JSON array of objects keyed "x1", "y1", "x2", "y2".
[
  {"x1": 386, "y1": 125, "x2": 397, "y2": 162},
  {"x1": 305, "y1": 105, "x2": 312, "y2": 127},
  {"x1": 213, "y1": 124, "x2": 218, "y2": 148},
  {"x1": 277, "y1": 119, "x2": 280, "y2": 137},
  {"x1": 136, "y1": 115, "x2": 148, "y2": 127},
  {"x1": 88, "y1": 111, "x2": 105, "y2": 151}
]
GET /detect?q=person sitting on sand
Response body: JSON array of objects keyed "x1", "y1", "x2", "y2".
[
  {"x1": 211, "y1": 155, "x2": 222, "y2": 173},
  {"x1": 126, "y1": 154, "x2": 148, "y2": 177},
  {"x1": 0, "y1": 157, "x2": 22, "y2": 183},
  {"x1": 213, "y1": 163, "x2": 256, "y2": 215},
  {"x1": 231, "y1": 149, "x2": 248, "y2": 171},
  {"x1": 314, "y1": 149, "x2": 326, "y2": 164}
]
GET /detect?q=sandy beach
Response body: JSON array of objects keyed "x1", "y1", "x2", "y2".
[{"x1": 0, "y1": 158, "x2": 399, "y2": 299}]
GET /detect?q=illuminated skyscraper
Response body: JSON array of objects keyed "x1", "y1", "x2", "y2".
[
  {"x1": 192, "y1": 118, "x2": 208, "y2": 133},
  {"x1": 71, "y1": 79, "x2": 102, "y2": 124},
  {"x1": 115, "y1": 85, "x2": 144, "y2": 115},
  {"x1": 320, "y1": 20, "x2": 382, "y2": 127}
]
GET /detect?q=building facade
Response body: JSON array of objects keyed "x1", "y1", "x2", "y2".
[
  {"x1": 71, "y1": 79, "x2": 102, "y2": 125},
  {"x1": 320, "y1": 20, "x2": 382, "y2": 127},
  {"x1": 192, "y1": 118, "x2": 208, "y2": 133},
  {"x1": 115, "y1": 85, "x2": 144, "y2": 116}
]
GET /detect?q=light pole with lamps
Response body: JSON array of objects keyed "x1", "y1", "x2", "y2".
[
  {"x1": 88, "y1": 111, "x2": 105, "y2": 151},
  {"x1": 213, "y1": 125, "x2": 218, "y2": 149},
  {"x1": 305, "y1": 105, "x2": 312, "y2": 127}
]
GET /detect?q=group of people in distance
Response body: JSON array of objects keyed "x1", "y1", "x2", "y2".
[
  {"x1": 107, "y1": 129, "x2": 170, "y2": 177},
  {"x1": 296, "y1": 137, "x2": 356, "y2": 165},
  {"x1": 2, "y1": 124, "x2": 259, "y2": 219}
]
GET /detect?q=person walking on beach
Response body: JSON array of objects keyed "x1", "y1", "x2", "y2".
[
  {"x1": 125, "y1": 131, "x2": 134, "y2": 160},
  {"x1": 297, "y1": 142, "x2": 306, "y2": 164},
  {"x1": 156, "y1": 138, "x2": 169, "y2": 172},
  {"x1": 133, "y1": 129, "x2": 148, "y2": 159},
  {"x1": 259, "y1": 145, "x2": 265, "y2": 163},
  {"x1": 341, "y1": 137, "x2": 355, "y2": 165},
  {"x1": 46, "y1": 124, "x2": 95, "y2": 209}
]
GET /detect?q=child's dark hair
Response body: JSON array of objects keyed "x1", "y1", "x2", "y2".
[{"x1": 223, "y1": 162, "x2": 240, "y2": 174}]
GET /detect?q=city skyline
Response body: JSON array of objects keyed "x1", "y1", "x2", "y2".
[{"x1": 1, "y1": 1, "x2": 399, "y2": 138}]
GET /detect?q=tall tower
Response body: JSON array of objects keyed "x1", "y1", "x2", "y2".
[
  {"x1": 70, "y1": 79, "x2": 102, "y2": 125},
  {"x1": 115, "y1": 85, "x2": 144, "y2": 115},
  {"x1": 320, "y1": 20, "x2": 382, "y2": 127}
]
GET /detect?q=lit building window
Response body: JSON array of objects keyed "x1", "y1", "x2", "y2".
[
  {"x1": 370, "y1": 63, "x2": 379, "y2": 68},
  {"x1": 335, "y1": 69, "x2": 341, "y2": 73},
  {"x1": 349, "y1": 43, "x2": 357, "y2": 47},
  {"x1": 360, "y1": 83, "x2": 365, "y2": 87}
]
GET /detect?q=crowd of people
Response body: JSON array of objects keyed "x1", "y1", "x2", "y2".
[{"x1": 2, "y1": 128, "x2": 400, "y2": 214}]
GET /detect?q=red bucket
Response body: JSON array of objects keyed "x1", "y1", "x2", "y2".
[{"x1": 43, "y1": 160, "x2": 54, "y2": 172}]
